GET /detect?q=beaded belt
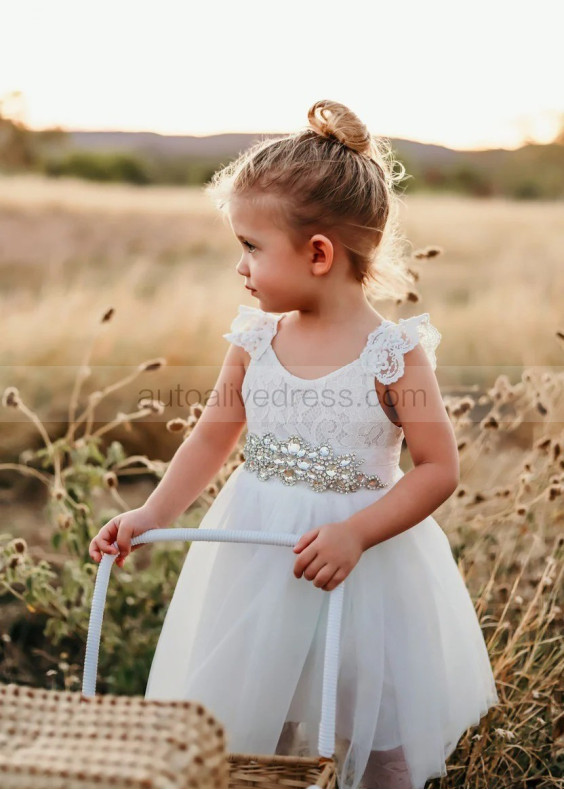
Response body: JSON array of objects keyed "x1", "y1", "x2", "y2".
[{"x1": 242, "y1": 432, "x2": 388, "y2": 494}]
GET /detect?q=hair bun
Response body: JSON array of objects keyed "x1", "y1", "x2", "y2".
[{"x1": 307, "y1": 99, "x2": 373, "y2": 158}]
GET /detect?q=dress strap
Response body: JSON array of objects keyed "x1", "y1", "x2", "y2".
[
  {"x1": 222, "y1": 304, "x2": 283, "y2": 360},
  {"x1": 359, "y1": 313, "x2": 441, "y2": 385}
]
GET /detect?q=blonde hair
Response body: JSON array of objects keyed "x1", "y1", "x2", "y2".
[{"x1": 204, "y1": 99, "x2": 416, "y2": 305}]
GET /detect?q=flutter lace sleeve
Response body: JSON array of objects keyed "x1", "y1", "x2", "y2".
[
  {"x1": 222, "y1": 304, "x2": 282, "y2": 360},
  {"x1": 359, "y1": 313, "x2": 442, "y2": 385}
]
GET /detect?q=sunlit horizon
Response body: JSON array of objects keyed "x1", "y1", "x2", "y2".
[
  {"x1": 10, "y1": 116, "x2": 563, "y2": 153},
  {"x1": 1, "y1": 0, "x2": 562, "y2": 153}
]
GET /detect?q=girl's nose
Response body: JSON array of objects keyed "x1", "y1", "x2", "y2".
[{"x1": 236, "y1": 258, "x2": 249, "y2": 276}]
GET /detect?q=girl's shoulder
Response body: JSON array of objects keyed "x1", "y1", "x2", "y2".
[
  {"x1": 222, "y1": 304, "x2": 283, "y2": 360},
  {"x1": 359, "y1": 312, "x2": 442, "y2": 385}
]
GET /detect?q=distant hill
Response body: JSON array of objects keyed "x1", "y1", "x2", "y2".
[
  {"x1": 1, "y1": 119, "x2": 561, "y2": 197},
  {"x1": 67, "y1": 129, "x2": 479, "y2": 167},
  {"x1": 64, "y1": 130, "x2": 563, "y2": 199},
  {"x1": 68, "y1": 130, "x2": 269, "y2": 159}
]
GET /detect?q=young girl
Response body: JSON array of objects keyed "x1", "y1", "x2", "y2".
[{"x1": 89, "y1": 100, "x2": 499, "y2": 789}]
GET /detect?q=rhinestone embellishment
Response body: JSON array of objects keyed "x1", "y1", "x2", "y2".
[{"x1": 242, "y1": 432, "x2": 388, "y2": 493}]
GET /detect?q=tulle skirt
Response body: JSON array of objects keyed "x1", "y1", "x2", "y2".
[{"x1": 144, "y1": 462, "x2": 499, "y2": 788}]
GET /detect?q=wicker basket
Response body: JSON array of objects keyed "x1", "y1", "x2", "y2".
[
  {"x1": 227, "y1": 753, "x2": 337, "y2": 788},
  {"x1": 82, "y1": 527, "x2": 344, "y2": 789},
  {"x1": 0, "y1": 682, "x2": 228, "y2": 789}
]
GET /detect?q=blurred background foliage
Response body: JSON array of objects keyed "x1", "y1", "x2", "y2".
[{"x1": 1, "y1": 96, "x2": 564, "y2": 198}]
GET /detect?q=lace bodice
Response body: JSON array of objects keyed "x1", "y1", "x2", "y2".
[{"x1": 223, "y1": 304, "x2": 441, "y2": 482}]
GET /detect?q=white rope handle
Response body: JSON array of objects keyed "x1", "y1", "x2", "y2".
[{"x1": 82, "y1": 528, "x2": 344, "y2": 762}]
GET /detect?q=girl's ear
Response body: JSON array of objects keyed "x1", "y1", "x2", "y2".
[{"x1": 309, "y1": 233, "x2": 334, "y2": 275}]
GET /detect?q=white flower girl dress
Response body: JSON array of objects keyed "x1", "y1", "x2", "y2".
[{"x1": 144, "y1": 304, "x2": 499, "y2": 789}]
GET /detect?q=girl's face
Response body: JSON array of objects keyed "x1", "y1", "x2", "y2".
[{"x1": 227, "y1": 196, "x2": 321, "y2": 314}]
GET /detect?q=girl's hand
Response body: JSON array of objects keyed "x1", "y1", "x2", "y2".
[
  {"x1": 292, "y1": 521, "x2": 363, "y2": 591},
  {"x1": 88, "y1": 506, "x2": 162, "y2": 568}
]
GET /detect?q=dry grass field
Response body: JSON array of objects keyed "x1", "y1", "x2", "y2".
[
  {"x1": 0, "y1": 174, "x2": 561, "y2": 451},
  {"x1": 0, "y1": 173, "x2": 562, "y2": 372},
  {"x1": 0, "y1": 174, "x2": 562, "y2": 787}
]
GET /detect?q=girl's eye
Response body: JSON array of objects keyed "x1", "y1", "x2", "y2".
[{"x1": 243, "y1": 241, "x2": 256, "y2": 252}]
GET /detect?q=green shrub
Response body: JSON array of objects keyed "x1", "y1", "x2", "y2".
[
  {"x1": 0, "y1": 307, "x2": 236, "y2": 694},
  {"x1": 45, "y1": 151, "x2": 152, "y2": 185}
]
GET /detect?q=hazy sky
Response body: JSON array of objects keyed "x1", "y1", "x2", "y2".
[{"x1": 1, "y1": 0, "x2": 561, "y2": 151}]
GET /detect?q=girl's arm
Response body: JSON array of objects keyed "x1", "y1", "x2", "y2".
[
  {"x1": 89, "y1": 343, "x2": 248, "y2": 565},
  {"x1": 142, "y1": 342, "x2": 248, "y2": 528},
  {"x1": 345, "y1": 343, "x2": 459, "y2": 551}
]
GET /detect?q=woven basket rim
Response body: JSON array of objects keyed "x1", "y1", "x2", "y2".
[{"x1": 227, "y1": 753, "x2": 335, "y2": 766}]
